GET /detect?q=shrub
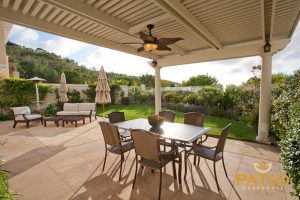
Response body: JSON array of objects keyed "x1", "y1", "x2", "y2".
[
  {"x1": 44, "y1": 103, "x2": 58, "y2": 117},
  {"x1": 121, "y1": 97, "x2": 130, "y2": 105},
  {"x1": 163, "y1": 91, "x2": 177, "y2": 103},
  {"x1": 183, "y1": 93, "x2": 199, "y2": 105},
  {"x1": 83, "y1": 84, "x2": 96, "y2": 102},
  {"x1": 128, "y1": 86, "x2": 141, "y2": 97},
  {"x1": 67, "y1": 88, "x2": 83, "y2": 103},
  {"x1": 0, "y1": 78, "x2": 50, "y2": 114},
  {"x1": 110, "y1": 84, "x2": 122, "y2": 104},
  {"x1": 0, "y1": 114, "x2": 12, "y2": 121},
  {"x1": 270, "y1": 70, "x2": 300, "y2": 139},
  {"x1": 197, "y1": 86, "x2": 224, "y2": 107},
  {"x1": 0, "y1": 141, "x2": 14, "y2": 200},
  {"x1": 279, "y1": 103, "x2": 300, "y2": 197}
]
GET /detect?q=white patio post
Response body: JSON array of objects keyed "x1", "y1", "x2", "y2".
[
  {"x1": 256, "y1": 52, "x2": 272, "y2": 143},
  {"x1": 0, "y1": 21, "x2": 9, "y2": 78},
  {"x1": 154, "y1": 66, "x2": 161, "y2": 115},
  {"x1": 153, "y1": 63, "x2": 161, "y2": 115}
]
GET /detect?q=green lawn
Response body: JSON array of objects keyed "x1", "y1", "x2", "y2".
[{"x1": 97, "y1": 104, "x2": 257, "y2": 142}]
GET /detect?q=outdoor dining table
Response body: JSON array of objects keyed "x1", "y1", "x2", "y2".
[{"x1": 114, "y1": 118, "x2": 211, "y2": 144}]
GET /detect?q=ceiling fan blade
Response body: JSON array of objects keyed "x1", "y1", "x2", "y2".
[
  {"x1": 139, "y1": 31, "x2": 155, "y2": 42},
  {"x1": 137, "y1": 47, "x2": 145, "y2": 52},
  {"x1": 156, "y1": 45, "x2": 171, "y2": 51},
  {"x1": 122, "y1": 42, "x2": 143, "y2": 45},
  {"x1": 158, "y1": 37, "x2": 183, "y2": 45}
]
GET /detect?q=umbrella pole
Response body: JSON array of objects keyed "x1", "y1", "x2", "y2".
[{"x1": 102, "y1": 104, "x2": 105, "y2": 121}]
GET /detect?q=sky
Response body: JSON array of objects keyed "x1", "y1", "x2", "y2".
[{"x1": 8, "y1": 23, "x2": 300, "y2": 86}]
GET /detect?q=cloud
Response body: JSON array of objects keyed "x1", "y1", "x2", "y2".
[
  {"x1": 82, "y1": 47, "x2": 152, "y2": 75},
  {"x1": 8, "y1": 25, "x2": 87, "y2": 57},
  {"x1": 8, "y1": 25, "x2": 39, "y2": 43},
  {"x1": 43, "y1": 38, "x2": 87, "y2": 57}
]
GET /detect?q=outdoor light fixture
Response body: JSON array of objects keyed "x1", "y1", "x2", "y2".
[
  {"x1": 264, "y1": 41, "x2": 271, "y2": 52},
  {"x1": 148, "y1": 60, "x2": 157, "y2": 67},
  {"x1": 143, "y1": 43, "x2": 158, "y2": 51}
]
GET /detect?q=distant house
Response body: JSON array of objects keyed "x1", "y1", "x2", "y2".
[{"x1": 36, "y1": 48, "x2": 46, "y2": 53}]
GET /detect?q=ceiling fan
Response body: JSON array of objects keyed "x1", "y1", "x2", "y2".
[{"x1": 124, "y1": 24, "x2": 183, "y2": 52}]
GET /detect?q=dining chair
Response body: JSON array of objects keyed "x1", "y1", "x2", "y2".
[
  {"x1": 108, "y1": 111, "x2": 125, "y2": 123},
  {"x1": 159, "y1": 110, "x2": 176, "y2": 122},
  {"x1": 108, "y1": 111, "x2": 131, "y2": 141},
  {"x1": 159, "y1": 110, "x2": 176, "y2": 150},
  {"x1": 184, "y1": 123, "x2": 232, "y2": 191},
  {"x1": 184, "y1": 112, "x2": 205, "y2": 126},
  {"x1": 130, "y1": 129, "x2": 182, "y2": 200},
  {"x1": 99, "y1": 121, "x2": 134, "y2": 180}
]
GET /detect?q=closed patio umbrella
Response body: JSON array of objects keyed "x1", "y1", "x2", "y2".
[
  {"x1": 59, "y1": 72, "x2": 68, "y2": 103},
  {"x1": 95, "y1": 66, "x2": 111, "y2": 120}
]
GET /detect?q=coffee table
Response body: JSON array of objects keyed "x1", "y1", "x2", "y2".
[
  {"x1": 62, "y1": 116, "x2": 85, "y2": 127},
  {"x1": 43, "y1": 116, "x2": 65, "y2": 127}
]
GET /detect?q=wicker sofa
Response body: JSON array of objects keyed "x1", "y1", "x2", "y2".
[
  {"x1": 56, "y1": 103, "x2": 96, "y2": 122},
  {"x1": 11, "y1": 106, "x2": 43, "y2": 128}
]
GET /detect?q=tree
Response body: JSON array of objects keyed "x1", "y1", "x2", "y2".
[
  {"x1": 182, "y1": 74, "x2": 218, "y2": 86},
  {"x1": 140, "y1": 74, "x2": 154, "y2": 87}
]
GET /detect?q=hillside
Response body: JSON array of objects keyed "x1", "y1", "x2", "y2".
[{"x1": 5, "y1": 41, "x2": 177, "y2": 87}]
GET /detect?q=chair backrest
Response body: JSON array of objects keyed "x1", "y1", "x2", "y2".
[
  {"x1": 99, "y1": 122, "x2": 121, "y2": 147},
  {"x1": 78, "y1": 103, "x2": 96, "y2": 111},
  {"x1": 64, "y1": 103, "x2": 79, "y2": 111},
  {"x1": 130, "y1": 129, "x2": 160, "y2": 162},
  {"x1": 108, "y1": 112, "x2": 125, "y2": 123},
  {"x1": 11, "y1": 106, "x2": 31, "y2": 116},
  {"x1": 184, "y1": 112, "x2": 205, "y2": 126},
  {"x1": 215, "y1": 123, "x2": 232, "y2": 155},
  {"x1": 159, "y1": 110, "x2": 176, "y2": 122}
]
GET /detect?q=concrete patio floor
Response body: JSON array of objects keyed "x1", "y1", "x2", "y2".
[{"x1": 0, "y1": 119, "x2": 296, "y2": 200}]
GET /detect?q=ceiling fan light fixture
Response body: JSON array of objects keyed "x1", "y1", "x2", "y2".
[{"x1": 143, "y1": 43, "x2": 158, "y2": 51}]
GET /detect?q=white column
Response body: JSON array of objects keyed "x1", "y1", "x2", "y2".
[
  {"x1": 0, "y1": 21, "x2": 9, "y2": 78},
  {"x1": 154, "y1": 66, "x2": 161, "y2": 115},
  {"x1": 256, "y1": 52, "x2": 272, "y2": 144}
]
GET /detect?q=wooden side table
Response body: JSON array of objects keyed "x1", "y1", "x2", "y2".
[
  {"x1": 43, "y1": 116, "x2": 65, "y2": 127},
  {"x1": 62, "y1": 116, "x2": 85, "y2": 127}
]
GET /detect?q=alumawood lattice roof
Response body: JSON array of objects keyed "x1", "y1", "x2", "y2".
[{"x1": 0, "y1": 0, "x2": 299, "y2": 67}]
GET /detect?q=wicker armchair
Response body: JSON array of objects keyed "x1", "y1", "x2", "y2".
[
  {"x1": 130, "y1": 129, "x2": 182, "y2": 200},
  {"x1": 108, "y1": 111, "x2": 125, "y2": 123},
  {"x1": 159, "y1": 110, "x2": 176, "y2": 122},
  {"x1": 159, "y1": 110, "x2": 176, "y2": 150},
  {"x1": 184, "y1": 123, "x2": 232, "y2": 191},
  {"x1": 108, "y1": 111, "x2": 131, "y2": 141},
  {"x1": 99, "y1": 122, "x2": 133, "y2": 180},
  {"x1": 184, "y1": 112, "x2": 205, "y2": 126}
]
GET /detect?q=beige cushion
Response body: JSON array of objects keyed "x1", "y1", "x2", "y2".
[
  {"x1": 78, "y1": 103, "x2": 96, "y2": 111},
  {"x1": 15, "y1": 114, "x2": 41, "y2": 121},
  {"x1": 63, "y1": 103, "x2": 79, "y2": 111},
  {"x1": 78, "y1": 111, "x2": 92, "y2": 116},
  {"x1": 12, "y1": 106, "x2": 31, "y2": 115},
  {"x1": 57, "y1": 111, "x2": 81, "y2": 116}
]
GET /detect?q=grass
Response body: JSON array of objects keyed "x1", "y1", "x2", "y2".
[{"x1": 97, "y1": 104, "x2": 257, "y2": 142}]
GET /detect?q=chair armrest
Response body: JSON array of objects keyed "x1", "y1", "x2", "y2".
[
  {"x1": 22, "y1": 114, "x2": 29, "y2": 121},
  {"x1": 89, "y1": 110, "x2": 93, "y2": 115}
]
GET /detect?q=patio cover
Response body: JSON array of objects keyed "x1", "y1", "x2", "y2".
[{"x1": 0, "y1": 0, "x2": 300, "y2": 143}]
